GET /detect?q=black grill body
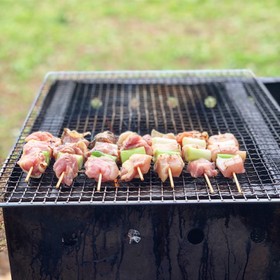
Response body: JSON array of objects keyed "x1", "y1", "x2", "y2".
[
  {"x1": 4, "y1": 204, "x2": 280, "y2": 280},
  {"x1": 1, "y1": 71, "x2": 280, "y2": 279}
]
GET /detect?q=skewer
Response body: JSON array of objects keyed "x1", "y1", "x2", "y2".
[
  {"x1": 56, "y1": 171, "x2": 65, "y2": 189},
  {"x1": 204, "y1": 173, "x2": 214, "y2": 193},
  {"x1": 233, "y1": 172, "x2": 242, "y2": 193},
  {"x1": 216, "y1": 131, "x2": 242, "y2": 193},
  {"x1": 168, "y1": 167, "x2": 174, "y2": 189},
  {"x1": 114, "y1": 178, "x2": 119, "y2": 188},
  {"x1": 137, "y1": 166, "x2": 144, "y2": 181},
  {"x1": 97, "y1": 173, "x2": 102, "y2": 192},
  {"x1": 25, "y1": 166, "x2": 33, "y2": 182}
]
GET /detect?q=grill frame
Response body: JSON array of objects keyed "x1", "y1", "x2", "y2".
[{"x1": 1, "y1": 69, "x2": 280, "y2": 206}]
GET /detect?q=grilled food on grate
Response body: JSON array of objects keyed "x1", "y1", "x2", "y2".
[
  {"x1": 61, "y1": 128, "x2": 91, "y2": 146},
  {"x1": 17, "y1": 131, "x2": 61, "y2": 181},
  {"x1": 152, "y1": 136, "x2": 184, "y2": 187},
  {"x1": 16, "y1": 129, "x2": 248, "y2": 193},
  {"x1": 118, "y1": 131, "x2": 153, "y2": 182},
  {"x1": 53, "y1": 129, "x2": 90, "y2": 188},
  {"x1": 86, "y1": 131, "x2": 119, "y2": 191}
]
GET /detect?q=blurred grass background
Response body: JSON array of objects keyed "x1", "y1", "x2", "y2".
[{"x1": 0, "y1": 0, "x2": 280, "y2": 164}]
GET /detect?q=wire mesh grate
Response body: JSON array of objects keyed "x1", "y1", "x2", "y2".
[{"x1": 1, "y1": 70, "x2": 280, "y2": 206}]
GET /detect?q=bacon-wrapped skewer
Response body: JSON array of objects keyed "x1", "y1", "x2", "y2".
[
  {"x1": 17, "y1": 131, "x2": 60, "y2": 182},
  {"x1": 152, "y1": 135, "x2": 184, "y2": 188},
  {"x1": 85, "y1": 131, "x2": 119, "y2": 191},
  {"x1": 179, "y1": 131, "x2": 216, "y2": 193},
  {"x1": 118, "y1": 131, "x2": 152, "y2": 182},
  {"x1": 53, "y1": 129, "x2": 90, "y2": 188},
  {"x1": 207, "y1": 133, "x2": 246, "y2": 192}
]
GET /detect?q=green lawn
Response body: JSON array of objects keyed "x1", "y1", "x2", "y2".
[{"x1": 0, "y1": 0, "x2": 280, "y2": 163}]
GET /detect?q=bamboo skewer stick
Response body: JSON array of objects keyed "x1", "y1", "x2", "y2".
[
  {"x1": 56, "y1": 171, "x2": 65, "y2": 189},
  {"x1": 204, "y1": 173, "x2": 214, "y2": 193},
  {"x1": 114, "y1": 178, "x2": 119, "y2": 188},
  {"x1": 97, "y1": 173, "x2": 102, "y2": 192},
  {"x1": 168, "y1": 167, "x2": 174, "y2": 189},
  {"x1": 137, "y1": 166, "x2": 144, "y2": 181},
  {"x1": 25, "y1": 166, "x2": 34, "y2": 182},
  {"x1": 233, "y1": 172, "x2": 242, "y2": 193}
]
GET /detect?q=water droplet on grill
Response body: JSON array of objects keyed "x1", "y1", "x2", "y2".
[{"x1": 128, "y1": 229, "x2": 141, "y2": 244}]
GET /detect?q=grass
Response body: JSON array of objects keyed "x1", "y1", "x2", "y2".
[{"x1": 0, "y1": 0, "x2": 280, "y2": 163}]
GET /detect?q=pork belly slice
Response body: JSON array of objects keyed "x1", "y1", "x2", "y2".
[
  {"x1": 53, "y1": 154, "x2": 79, "y2": 186},
  {"x1": 154, "y1": 154, "x2": 184, "y2": 183},
  {"x1": 187, "y1": 159, "x2": 218, "y2": 178},
  {"x1": 120, "y1": 154, "x2": 152, "y2": 182},
  {"x1": 85, "y1": 156, "x2": 119, "y2": 182},
  {"x1": 216, "y1": 155, "x2": 245, "y2": 178}
]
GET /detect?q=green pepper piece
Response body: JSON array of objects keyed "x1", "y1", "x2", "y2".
[
  {"x1": 91, "y1": 150, "x2": 117, "y2": 162},
  {"x1": 184, "y1": 147, "x2": 211, "y2": 162},
  {"x1": 217, "y1": 154, "x2": 235, "y2": 159},
  {"x1": 42, "y1": 151, "x2": 50, "y2": 165},
  {"x1": 57, "y1": 152, "x2": 84, "y2": 169},
  {"x1": 120, "y1": 147, "x2": 146, "y2": 163},
  {"x1": 73, "y1": 154, "x2": 84, "y2": 169}
]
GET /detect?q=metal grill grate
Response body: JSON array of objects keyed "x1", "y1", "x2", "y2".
[{"x1": 1, "y1": 70, "x2": 280, "y2": 206}]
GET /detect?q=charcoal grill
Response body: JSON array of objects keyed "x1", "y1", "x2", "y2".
[{"x1": 1, "y1": 70, "x2": 280, "y2": 279}]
